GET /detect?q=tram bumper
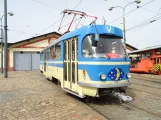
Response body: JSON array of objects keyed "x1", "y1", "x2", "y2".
[{"x1": 78, "y1": 81, "x2": 131, "y2": 88}]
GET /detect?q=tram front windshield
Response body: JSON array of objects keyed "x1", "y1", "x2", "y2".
[{"x1": 82, "y1": 34, "x2": 127, "y2": 58}]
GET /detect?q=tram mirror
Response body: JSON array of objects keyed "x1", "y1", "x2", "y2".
[{"x1": 94, "y1": 34, "x2": 99, "y2": 41}]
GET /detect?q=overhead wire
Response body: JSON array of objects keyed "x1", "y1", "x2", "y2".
[
  {"x1": 34, "y1": 0, "x2": 83, "y2": 36},
  {"x1": 73, "y1": 0, "x2": 83, "y2": 10},
  {"x1": 123, "y1": 0, "x2": 158, "y2": 15},
  {"x1": 107, "y1": 0, "x2": 156, "y2": 24},
  {"x1": 79, "y1": 0, "x2": 104, "y2": 10},
  {"x1": 126, "y1": 13, "x2": 161, "y2": 32},
  {"x1": 32, "y1": 0, "x2": 62, "y2": 11},
  {"x1": 127, "y1": 17, "x2": 161, "y2": 34},
  {"x1": 36, "y1": 18, "x2": 63, "y2": 35},
  {"x1": 64, "y1": 0, "x2": 69, "y2": 10}
]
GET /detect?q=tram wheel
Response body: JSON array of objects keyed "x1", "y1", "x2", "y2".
[
  {"x1": 120, "y1": 87, "x2": 127, "y2": 93},
  {"x1": 83, "y1": 96, "x2": 92, "y2": 104}
]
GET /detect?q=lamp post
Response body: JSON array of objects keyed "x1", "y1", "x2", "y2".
[
  {"x1": 109, "y1": 0, "x2": 141, "y2": 45},
  {"x1": 3, "y1": 0, "x2": 14, "y2": 78},
  {"x1": 1, "y1": 12, "x2": 14, "y2": 74}
]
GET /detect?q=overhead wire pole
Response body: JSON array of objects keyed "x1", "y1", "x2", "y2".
[
  {"x1": 0, "y1": 15, "x2": 4, "y2": 74},
  {"x1": 109, "y1": 0, "x2": 141, "y2": 46},
  {"x1": 0, "y1": 12, "x2": 13, "y2": 74},
  {"x1": 4, "y1": 0, "x2": 8, "y2": 78}
]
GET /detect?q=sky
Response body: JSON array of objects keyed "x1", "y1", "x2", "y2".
[{"x1": 0, "y1": 0, "x2": 161, "y2": 49}]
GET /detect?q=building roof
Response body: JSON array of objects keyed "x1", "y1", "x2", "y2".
[
  {"x1": 8, "y1": 31, "x2": 61, "y2": 46},
  {"x1": 129, "y1": 45, "x2": 161, "y2": 54},
  {"x1": 126, "y1": 43, "x2": 138, "y2": 50}
]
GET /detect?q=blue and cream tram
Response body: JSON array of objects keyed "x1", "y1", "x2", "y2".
[{"x1": 40, "y1": 25, "x2": 131, "y2": 98}]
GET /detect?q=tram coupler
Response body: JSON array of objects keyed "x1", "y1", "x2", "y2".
[{"x1": 111, "y1": 91, "x2": 133, "y2": 103}]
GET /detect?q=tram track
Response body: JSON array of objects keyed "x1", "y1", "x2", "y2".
[
  {"x1": 83, "y1": 75, "x2": 161, "y2": 120},
  {"x1": 85, "y1": 96, "x2": 121, "y2": 120},
  {"x1": 65, "y1": 79, "x2": 161, "y2": 120},
  {"x1": 127, "y1": 86, "x2": 161, "y2": 97},
  {"x1": 124, "y1": 103, "x2": 161, "y2": 118},
  {"x1": 85, "y1": 103, "x2": 111, "y2": 120},
  {"x1": 131, "y1": 77, "x2": 161, "y2": 84},
  {"x1": 127, "y1": 76, "x2": 161, "y2": 96},
  {"x1": 37, "y1": 70, "x2": 161, "y2": 120},
  {"x1": 49, "y1": 80, "x2": 161, "y2": 120},
  {"x1": 132, "y1": 82, "x2": 161, "y2": 90},
  {"x1": 131, "y1": 76, "x2": 161, "y2": 83},
  {"x1": 85, "y1": 95, "x2": 161, "y2": 120}
]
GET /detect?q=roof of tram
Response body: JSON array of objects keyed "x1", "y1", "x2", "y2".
[{"x1": 60, "y1": 25, "x2": 123, "y2": 40}]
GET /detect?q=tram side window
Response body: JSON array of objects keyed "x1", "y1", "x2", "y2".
[
  {"x1": 46, "y1": 48, "x2": 50, "y2": 60},
  {"x1": 55, "y1": 42, "x2": 61, "y2": 60},
  {"x1": 50, "y1": 46, "x2": 55, "y2": 60},
  {"x1": 40, "y1": 52, "x2": 44, "y2": 61},
  {"x1": 72, "y1": 40, "x2": 75, "y2": 61}
]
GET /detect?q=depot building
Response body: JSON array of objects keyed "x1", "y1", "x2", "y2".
[
  {"x1": 0, "y1": 32, "x2": 60, "y2": 71},
  {"x1": 0, "y1": 32, "x2": 137, "y2": 71}
]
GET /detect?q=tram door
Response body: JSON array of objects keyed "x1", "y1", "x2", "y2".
[{"x1": 63, "y1": 37, "x2": 78, "y2": 92}]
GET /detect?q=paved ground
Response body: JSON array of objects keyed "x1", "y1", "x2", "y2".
[
  {"x1": 0, "y1": 71, "x2": 105, "y2": 120},
  {"x1": 1, "y1": 71, "x2": 161, "y2": 120},
  {"x1": 89, "y1": 74, "x2": 161, "y2": 120}
]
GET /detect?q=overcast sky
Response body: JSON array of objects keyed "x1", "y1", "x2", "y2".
[{"x1": 0, "y1": 0, "x2": 161, "y2": 49}]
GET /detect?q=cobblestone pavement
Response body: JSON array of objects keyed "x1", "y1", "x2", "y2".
[
  {"x1": 89, "y1": 74, "x2": 161, "y2": 120},
  {"x1": 1, "y1": 71, "x2": 161, "y2": 120},
  {"x1": 0, "y1": 71, "x2": 105, "y2": 120}
]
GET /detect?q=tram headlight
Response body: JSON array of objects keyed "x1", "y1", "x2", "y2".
[
  {"x1": 100, "y1": 73, "x2": 106, "y2": 80},
  {"x1": 127, "y1": 73, "x2": 131, "y2": 78}
]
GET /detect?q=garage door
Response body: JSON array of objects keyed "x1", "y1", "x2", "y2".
[{"x1": 14, "y1": 52, "x2": 40, "y2": 71}]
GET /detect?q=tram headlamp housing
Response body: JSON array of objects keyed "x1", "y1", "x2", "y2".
[
  {"x1": 127, "y1": 73, "x2": 131, "y2": 78},
  {"x1": 100, "y1": 73, "x2": 106, "y2": 80}
]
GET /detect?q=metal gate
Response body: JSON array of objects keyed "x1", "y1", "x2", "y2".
[{"x1": 14, "y1": 51, "x2": 40, "y2": 71}]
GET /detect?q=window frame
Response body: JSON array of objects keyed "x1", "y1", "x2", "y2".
[
  {"x1": 49, "y1": 42, "x2": 61, "y2": 60},
  {"x1": 81, "y1": 34, "x2": 125, "y2": 59},
  {"x1": 54, "y1": 42, "x2": 61, "y2": 60}
]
